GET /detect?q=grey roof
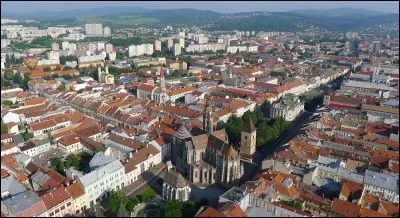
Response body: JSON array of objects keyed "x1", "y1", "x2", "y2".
[
  {"x1": 31, "y1": 138, "x2": 50, "y2": 146},
  {"x1": 89, "y1": 151, "x2": 116, "y2": 169},
  {"x1": 383, "y1": 99, "x2": 399, "y2": 107},
  {"x1": 79, "y1": 159, "x2": 124, "y2": 188},
  {"x1": 2, "y1": 190, "x2": 46, "y2": 216},
  {"x1": 243, "y1": 119, "x2": 256, "y2": 133},
  {"x1": 175, "y1": 123, "x2": 192, "y2": 140},
  {"x1": 363, "y1": 170, "x2": 398, "y2": 192},
  {"x1": 31, "y1": 170, "x2": 50, "y2": 186},
  {"x1": 11, "y1": 134, "x2": 24, "y2": 144},
  {"x1": 349, "y1": 73, "x2": 370, "y2": 80},
  {"x1": 14, "y1": 153, "x2": 31, "y2": 165},
  {"x1": 163, "y1": 169, "x2": 189, "y2": 188},
  {"x1": 1, "y1": 177, "x2": 26, "y2": 197},
  {"x1": 337, "y1": 167, "x2": 364, "y2": 183}
]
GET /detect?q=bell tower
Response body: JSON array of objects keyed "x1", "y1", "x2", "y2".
[{"x1": 240, "y1": 119, "x2": 257, "y2": 158}]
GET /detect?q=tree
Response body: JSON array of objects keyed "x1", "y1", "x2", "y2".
[
  {"x1": 20, "y1": 73, "x2": 31, "y2": 90},
  {"x1": 63, "y1": 66, "x2": 73, "y2": 71},
  {"x1": 182, "y1": 201, "x2": 198, "y2": 217},
  {"x1": 21, "y1": 131, "x2": 33, "y2": 141},
  {"x1": 3, "y1": 100, "x2": 13, "y2": 106},
  {"x1": 43, "y1": 75, "x2": 52, "y2": 81},
  {"x1": 57, "y1": 84, "x2": 66, "y2": 91},
  {"x1": 5, "y1": 54, "x2": 10, "y2": 64},
  {"x1": 1, "y1": 123, "x2": 8, "y2": 134},
  {"x1": 13, "y1": 73, "x2": 22, "y2": 84},
  {"x1": 4, "y1": 70, "x2": 14, "y2": 80},
  {"x1": 108, "y1": 191, "x2": 128, "y2": 214},
  {"x1": 1, "y1": 79, "x2": 12, "y2": 88},
  {"x1": 125, "y1": 198, "x2": 137, "y2": 213},
  {"x1": 64, "y1": 154, "x2": 81, "y2": 171},
  {"x1": 55, "y1": 66, "x2": 61, "y2": 71},
  {"x1": 162, "y1": 200, "x2": 182, "y2": 217},
  {"x1": 117, "y1": 205, "x2": 130, "y2": 217},
  {"x1": 52, "y1": 74, "x2": 59, "y2": 79},
  {"x1": 43, "y1": 67, "x2": 52, "y2": 72},
  {"x1": 62, "y1": 74, "x2": 73, "y2": 80},
  {"x1": 50, "y1": 157, "x2": 62, "y2": 169},
  {"x1": 10, "y1": 54, "x2": 16, "y2": 65}
]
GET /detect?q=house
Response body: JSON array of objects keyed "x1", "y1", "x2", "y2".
[
  {"x1": 299, "y1": 190, "x2": 332, "y2": 217},
  {"x1": 58, "y1": 133, "x2": 83, "y2": 154},
  {"x1": 5, "y1": 122, "x2": 19, "y2": 134},
  {"x1": 1, "y1": 176, "x2": 26, "y2": 199},
  {"x1": 20, "y1": 141, "x2": 38, "y2": 157},
  {"x1": 1, "y1": 111, "x2": 21, "y2": 124},
  {"x1": 1, "y1": 133, "x2": 13, "y2": 144},
  {"x1": 66, "y1": 182, "x2": 87, "y2": 215},
  {"x1": 1, "y1": 143, "x2": 20, "y2": 156},
  {"x1": 77, "y1": 152, "x2": 125, "y2": 208},
  {"x1": 40, "y1": 186, "x2": 74, "y2": 217},
  {"x1": 330, "y1": 198, "x2": 361, "y2": 217},
  {"x1": 1, "y1": 190, "x2": 48, "y2": 217},
  {"x1": 362, "y1": 170, "x2": 399, "y2": 203},
  {"x1": 338, "y1": 179, "x2": 364, "y2": 204},
  {"x1": 25, "y1": 138, "x2": 51, "y2": 157}
]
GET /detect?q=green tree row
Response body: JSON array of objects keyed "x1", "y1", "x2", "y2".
[{"x1": 222, "y1": 110, "x2": 289, "y2": 147}]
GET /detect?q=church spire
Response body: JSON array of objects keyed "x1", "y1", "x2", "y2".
[
  {"x1": 203, "y1": 95, "x2": 214, "y2": 135},
  {"x1": 160, "y1": 67, "x2": 166, "y2": 89}
]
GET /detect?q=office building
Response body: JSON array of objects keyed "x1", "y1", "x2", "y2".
[
  {"x1": 51, "y1": 43, "x2": 60, "y2": 52},
  {"x1": 128, "y1": 44, "x2": 154, "y2": 57},
  {"x1": 167, "y1": 38, "x2": 173, "y2": 50},
  {"x1": 105, "y1": 43, "x2": 114, "y2": 53},
  {"x1": 179, "y1": 38, "x2": 185, "y2": 48}
]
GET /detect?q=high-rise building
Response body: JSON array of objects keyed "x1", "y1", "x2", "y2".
[
  {"x1": 179, "y1": 38, "x2": 185, "y2": 48},
  {"x1": 105, "y1": 43, "x2": 114, "y2": 53},
  {"x1": 179, "y1": 32, "x2": 185, "y2": 38},
  {"x1": 103, "y1": 27, "x2": 111, "y2": 36},
  {"x1": 167, "y1": 38, "x2": 173, "y2": 50},
  {"x1": 128, "y1": 44, "x2": 154, "y2": 57},
  {"x1": 85, "y1": 23, "x2": 103, "y2": 37},
  {"x1": 51, "y1": 43, "x2": 60, "y2": 51},
  {"x1": 61, "y1": 41, "x2": 69, "y2": 50},
  {"x1": 88, "y1": 43, "x2": 97, "y2": 54},
  {"x1": 154, "y1": 40, "x2": 162, "y2": 51},
  {"x1": 173, "y1": 43, "x2": 181, "y2": 56}
]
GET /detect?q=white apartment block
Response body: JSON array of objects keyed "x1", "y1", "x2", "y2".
[
  {"x1": 185, "y1": 43, "x2": 225, "y2": 53},
  {"x1": 173, "y1": 43, "x2": 181, "y2": 56},
  {"x1": 105, "y1": 43, "x2": 114, "y2": 53},
  {"x1": 128, "y1": 44, "x2": 154, "y2": 57},
  {"x1": 85, "y1": 23, "x2": 103, "y2": 36},
  {"x1": 154, "y1": 40, "x2": 161, "y2": 51}
]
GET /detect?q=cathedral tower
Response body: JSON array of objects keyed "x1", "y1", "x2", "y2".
[
  {"x1": 203, "y1": 96, "x2": 214, "y2": 135},
  {"x1": 160, "y1": 67, "x2": 166, "y2": 89},
  {"x1": 240, "y1": 119, "x2": 257, "y2": 158}
]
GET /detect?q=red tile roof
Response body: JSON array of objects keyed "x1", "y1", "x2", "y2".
[
  {"x1": 40, "y1": 186, "x2": 72, "y2": 210},
  {"x1": 331, "y1": 198, "x2": 361, "y2": 217}
]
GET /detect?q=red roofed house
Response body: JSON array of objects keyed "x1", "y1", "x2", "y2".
[{"x1": 40, "y1": 186, "x2": 74, "y2": 217}]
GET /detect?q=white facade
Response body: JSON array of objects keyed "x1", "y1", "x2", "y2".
[
  {"x1": 173, "y1": 43, "x2": 181, "y2": 56},
  {"x1": 105, "y1": 43, "x2": 114, "y2": 53},
  {"x1": 103, "y1": 27, "x2": 111, "y2": 36},
  {"x1": 154, "y1": 40, "x2": 161, "y2": 51},
  {"x1": 128, "y1": 44, "x2": 154, "y2": 57},
  {"x1": 185, "y1": 43, "x2": 225, "y2": 53},
  {"x1": 85, "y1": 23, "x2": 103, "y2": 36},
  {"x1": 78, "y1": 153, "x2": 125, "y2": 208},
  {"x1": 2, "y1": 112, "x2": 20, "y2": 124}
]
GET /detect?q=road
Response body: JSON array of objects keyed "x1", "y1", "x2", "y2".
[
  {"x1": 254, "y1": 111, "x2": 313, "y2": 165},
  {"x1": 131, "y1": 203, "x2": 147, "y2": 217}
]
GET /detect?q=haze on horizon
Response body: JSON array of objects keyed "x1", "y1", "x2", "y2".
[{"x1": 2, "y1": 1, "x2": 399, "y2": 14}]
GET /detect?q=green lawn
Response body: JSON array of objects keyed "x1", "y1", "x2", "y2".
[{"x1": 137, "y1": 187, "x2": 158, "y2": 203}]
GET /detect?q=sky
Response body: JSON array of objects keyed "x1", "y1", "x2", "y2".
[{"x1": 2, "y1": 1, "x2": 399, "y2": 14}]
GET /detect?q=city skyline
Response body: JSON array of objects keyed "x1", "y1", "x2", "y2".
[{"x1": 2, "y1": 1, "x2": 399, "y2": 14}]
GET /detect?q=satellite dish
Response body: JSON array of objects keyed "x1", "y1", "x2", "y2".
[{"x1": 258, "y1": 59, "x2": 262, "y2": 63}]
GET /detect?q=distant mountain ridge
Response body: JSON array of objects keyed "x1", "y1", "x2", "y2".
[{"x1": 1, "y1": 7, "x2": 398, "y2": 32}]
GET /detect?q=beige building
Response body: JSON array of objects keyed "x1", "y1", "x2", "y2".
[
  {"x1": 166, "y1": 60, "x2": 187, "y2": 70},
  {"x1": 173, "y1": 43, "x2": 181, "y2": 56},
  {"x1": 66, "y1": 182, "x2": 87, "y2": 215},
  {"x1": 240, "y1": 119, "x2": 257, "y2": 159},
  {"x1": 98, "y1": 66, "x2": 115, "y2": 84}
]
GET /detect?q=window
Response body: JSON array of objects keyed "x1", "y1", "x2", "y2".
[
  {"x1": 61, "y1": 206, "x2": 65, "y2": 210},
  {"x1": 67, "y1": 202, "x2": 71, "y2": 206},
  {"x1": 55, "y1": 209, "x2": 60, "y2": 214}
]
